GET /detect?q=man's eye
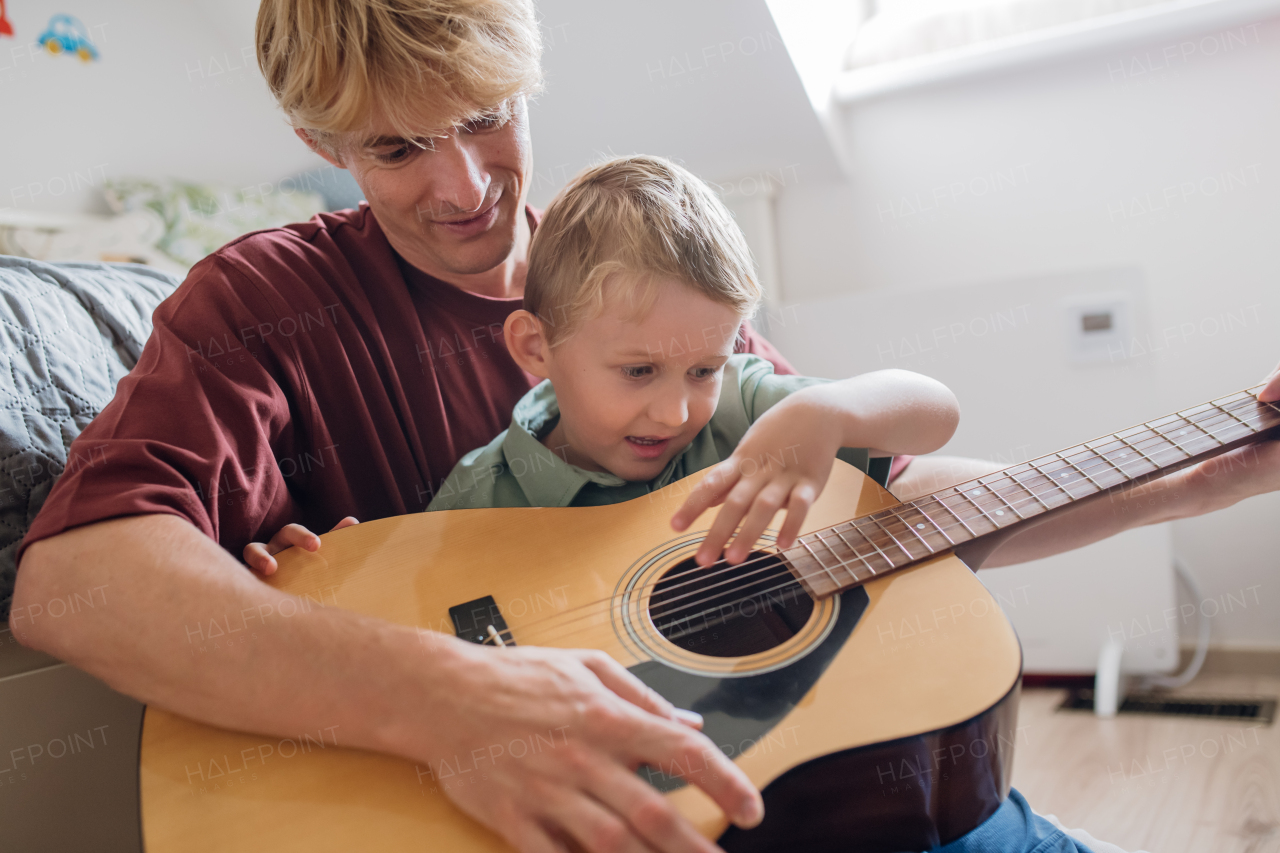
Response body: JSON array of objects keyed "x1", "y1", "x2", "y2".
[
  {"x1": 622, "y1": 366, "x2": 653, "y2": 379},
  {"x1": 374, "y1": 146, "x2": 413, "y2": 164}
]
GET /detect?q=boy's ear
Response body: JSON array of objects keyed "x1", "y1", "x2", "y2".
[{"x1": 504, "y1": 309, "x2": 552, "y2": 379}]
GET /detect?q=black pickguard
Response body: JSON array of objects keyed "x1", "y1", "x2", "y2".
[{"x1": 629, "y1": 586, "x2": 870, "y2": 792}]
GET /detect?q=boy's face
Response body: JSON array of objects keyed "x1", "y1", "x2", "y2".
[{"x1": 542, "y1": 280, "x2": 743, "y2": 482}]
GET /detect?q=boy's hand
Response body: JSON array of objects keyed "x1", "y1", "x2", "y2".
[
  {"x1": 242, "y1": 516, "x2": 359, "y2": 576},
  {"x1": 671, "y1": 395, "x2": 841, "y2": 566}
]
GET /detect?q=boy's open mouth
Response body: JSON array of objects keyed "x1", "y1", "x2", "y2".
[{"x1": 625, "y1": 435, "x2": 671, "y2": 459}]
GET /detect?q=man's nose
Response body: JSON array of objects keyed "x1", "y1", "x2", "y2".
[{"x1": 424, "y1": 135, "x2": 490, "y2": 217}]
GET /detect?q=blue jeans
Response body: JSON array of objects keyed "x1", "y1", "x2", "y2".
[{"x1": 929, "y1": 789, "x2": 1095, "y2": 853}]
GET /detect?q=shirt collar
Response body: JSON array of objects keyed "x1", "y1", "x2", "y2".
[{"x1": 502, "y1": 381, "x2": 694, "y2": 506}]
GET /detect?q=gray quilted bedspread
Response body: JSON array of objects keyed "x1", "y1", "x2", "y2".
[{"x1": 0, "y1": 255, "x2": 179, "y2": 622}]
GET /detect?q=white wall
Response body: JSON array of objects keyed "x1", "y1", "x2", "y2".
[
  {"x1": 0, "y1": 0, "x2": 322, "y2": 215},
  {"x1": 767, "y1": 13, "x2": 1280, "y2": 648}
]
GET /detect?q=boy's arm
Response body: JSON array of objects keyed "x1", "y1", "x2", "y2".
[{"x1": 673, "y1": 369, "x2": 959, "y2": 566}]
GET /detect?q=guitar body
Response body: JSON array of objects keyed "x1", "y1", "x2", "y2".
[{"x1": 139, "y1": 461, "x2": 1022, "y2": 852}]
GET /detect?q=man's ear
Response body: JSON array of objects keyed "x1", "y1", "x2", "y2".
[
  {"x1": 293, "y1": 128, "x2": 345, "y2": 170},
  {"x1": 504, "y1": 310, "x2": 552, "y2": 379}
]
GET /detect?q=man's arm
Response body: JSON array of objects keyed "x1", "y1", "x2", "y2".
[{"x1": 12, "y1": 514, "x2": 762, "y2": 853}]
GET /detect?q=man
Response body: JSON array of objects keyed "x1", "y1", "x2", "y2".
[{"x1": 11, "y1": 2, "x2": 1280, "y2": 852}]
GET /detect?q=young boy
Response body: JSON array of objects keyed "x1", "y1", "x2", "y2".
[{"x1": 246, "y1": 155, "x2": 958, "y2": 571}]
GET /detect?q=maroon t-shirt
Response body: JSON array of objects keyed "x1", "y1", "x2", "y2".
[{"x1": 19, "y1": 204, "x2": 797, "y2": 564}]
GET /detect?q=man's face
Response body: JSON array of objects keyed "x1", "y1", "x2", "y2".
[
  {"x1": 541, "y1": 279, "x2": 743, "y2": 482},
  {"x1": 333, "y1": 97, "x2": 532, "y2": 278}
]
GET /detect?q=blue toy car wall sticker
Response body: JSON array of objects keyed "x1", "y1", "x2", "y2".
[{"x1": 38, "y1": 14, "x2": 99, "y2": 61}]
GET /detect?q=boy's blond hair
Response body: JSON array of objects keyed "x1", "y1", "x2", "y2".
[
  {"x1": 255, "y1": 0, "x2": 543, "y2": 154},
  {"x1": 526, "y1": 155, "x2": 763, "y2": 346}
]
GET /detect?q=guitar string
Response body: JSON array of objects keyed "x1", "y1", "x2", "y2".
[
  {"x1": 504, "y1": 392, "x2": 1277, "y2": 643},
  {"x1": 507, "y1": 391, "x2": 1276, "y2": 642}
]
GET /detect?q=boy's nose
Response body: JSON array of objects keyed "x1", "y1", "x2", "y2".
[{"x1": 648, "y1": 391, "x2": 689, "y2": 428}]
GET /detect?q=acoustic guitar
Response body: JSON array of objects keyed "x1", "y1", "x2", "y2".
[{"x1": 137, "y1": 385, "x2": 1278, "y2": 852}]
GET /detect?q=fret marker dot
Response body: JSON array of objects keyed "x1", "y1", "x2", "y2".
[
  {"x1": 1060, "y1": 472, "x2": 1069, "y2": 478},
  {"x1": 1179, "y1": 429, "x2": 1187, "y2": 435},
  {"x1": 996, "y1": 510, "x2": 1005, "y2": 516},
  {"x1": 970, "y1": 488, "x2": 982, "y2": 495},
  {"x1": 916, "y1": 523, "x2": 925, "y2": 529}
]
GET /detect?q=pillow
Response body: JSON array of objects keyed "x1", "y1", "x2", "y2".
[
  {"x1": 0, "y1": 256, "x2": 180, "y2": 621},
  {"x1": 103, "y1": 177, "x2": 327, "y2": 269}
]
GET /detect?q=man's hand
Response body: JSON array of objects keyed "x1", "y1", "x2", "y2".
[
  {"x1": 242, "y1": 516, "x2": 359, "y2": 575},
  {"x1": 412, "y1": 641, "x2": 764, "y2": 853},
  {"x1": 670, "y1": 394, "x2": 841, "y2": 567}
]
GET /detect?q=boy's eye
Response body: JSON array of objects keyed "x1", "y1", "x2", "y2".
[
  {"x1": 622, "y1": 366, "x2": 653, "y2": 379},
  {"x1": 690, "y1": 366, "x2": 719, "y2": 380}
]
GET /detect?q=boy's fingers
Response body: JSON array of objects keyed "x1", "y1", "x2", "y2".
[
  {"x1": 330, "y1": 516, "x2": 359, "y2": 532},
  {"x1": 774, "y1": 486, "x2": 816, "y2": 551},
  {"x1": 672, "y1": 461, "x2": 738, "y2": 532},
  {"x1": 723, "y1": 484, "x2": 790, "y2": 565},
  {"x1": 696, "y1": 477, "x2": 762, "y2": 566},
  {"x1": 267, "y1": 523, "x2": 322, "y2": 556},
  {"x1": 242, "y1": 542, "x2": 278, "y2": 576}
]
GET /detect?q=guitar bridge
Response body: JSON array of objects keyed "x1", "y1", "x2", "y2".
[{"x1": 449, "y1": 595, "x2": 516, "y2": 647}]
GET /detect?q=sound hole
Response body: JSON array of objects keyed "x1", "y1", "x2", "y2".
[{"x1": 648, "y1": 552, "x2": 815, "y2": 657}]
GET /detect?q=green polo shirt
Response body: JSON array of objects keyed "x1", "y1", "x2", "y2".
[{"x1": 426, "y1": 354, "x2": 870, "y2": 511}]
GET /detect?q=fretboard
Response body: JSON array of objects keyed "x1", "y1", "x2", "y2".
[{"x1": 784, "y1": 385, "x2": 1280, "y2": 598}]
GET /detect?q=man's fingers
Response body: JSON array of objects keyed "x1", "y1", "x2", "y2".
[
  {"x1": 584, "y1": 762, "x2": 723, "y2": 853},
  {"x1": 628, "y1": 726, "x2": 763, "y2": 832},
  {"x1": 1259, "y1": 361, "x2": 1280, "y2": 403},
  {"x1": 543, "y1": 789, "x2": 653, "y2": 853},
  {"x1": 267, "y1": 523, "x2": 321, "y2": 556},
  {"x1": 242, "y1": 542, "x2": 277, "y2": 576},
  {"x1": 672, "y1": 462, "x2": 739, "y2": 533},
  {"x1": 330, "y1": 516, "x2": 359, "y2": 532},
  {"x1": 574, "y1": 650, "x2": 682, "y2": 723}
]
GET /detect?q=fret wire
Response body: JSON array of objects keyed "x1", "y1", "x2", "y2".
[
  {"x1": 929, "y1": 494, "x2": 978, "y2": 537},
  {"x1": 1174, "y1": 411, "x2": 1225, "y2": 447},
  {"x1": 851, "y1": 517, "x2": 898, "y2": 570},
  {"x1": 891, "y1": 507, "x2": 938, "y2": 553},
  {"x1": 1112, "y1": 432, "x2": 1161, "y2": 470},
  {"x1": 797, "y1": 538, "x2": 840, "y2": 587},
  {"x1": 812, "y1": 528, "x2": 860, "y2": 583},
  {"x1": 865, "y1": 513, "x2": 915, "y2": 561},
  {"x1": 910, "y1": 501, "x2": 956, "y2": 545},
  {"x1": 1211, "y1": 400, "x2": 1259, "y2": 434},
  {"x1": 1083, "y1": 439, "x2": 1132, "y2": 483},
  {"x1": 955, "y1": 484, "x2": 1002, "y2": 526},
  {"x1": 1142, "y1": 419, "x2": 1191, "y2": 460},
  {"x1": 832, "y1": 526, "x2": 879, "y2": 578},
  {"x1": 978, "y1": 477, "x2": 1028, "y2": 520},
  {"x1": 1026, "y1": 460, "x2": 1075, "y2": 501},
  {"x1": 1004, "y1": 468, "x2": 1054, "y2": 511},
  {"x1": 1055, "y1": 451, "x2": 1107, "y2": 491}
]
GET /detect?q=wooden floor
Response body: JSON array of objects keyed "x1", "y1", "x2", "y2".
[{"x1": 1012, "y1": 673, "x2": 1280, "y2": 853}]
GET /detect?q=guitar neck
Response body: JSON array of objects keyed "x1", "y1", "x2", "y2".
[{"x1": 784, "y1": 384, "x2": 1280, "y2": 598}]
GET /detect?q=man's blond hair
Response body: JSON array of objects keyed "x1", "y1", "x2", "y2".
[
  {"x1": 255, "y1": 0, "x2": 543, "y2": 152},
  {"x1": 526, "y1": 155, "x2": 763, "y2": 347}
]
